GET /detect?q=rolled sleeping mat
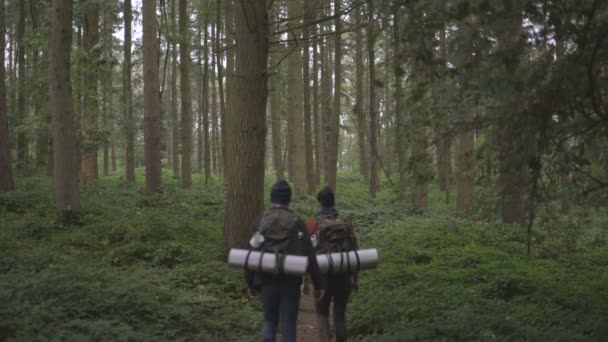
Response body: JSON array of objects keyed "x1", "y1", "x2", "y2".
[
  {"x1": 227, "y1": 249, "x2": 309, "y2": 276},
  {"x1": 316, "y1": 249, "x2": 379, "y2": 274}
]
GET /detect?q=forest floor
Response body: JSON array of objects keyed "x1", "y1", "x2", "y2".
[
  {"x1": 2, "y1": 171, "x2": 608, "y2": 341},
  {"x1": 297, "y1": 295, "x2": 318, "y2": 342}
]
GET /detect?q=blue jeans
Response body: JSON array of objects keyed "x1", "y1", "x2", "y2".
[{"x1": 260, "y1": 281, "x2": 301, "y2": 342}]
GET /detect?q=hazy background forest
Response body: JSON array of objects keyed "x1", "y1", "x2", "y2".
[{"x1": 1, "y1": 0, "x2": 608, "y2": 340}]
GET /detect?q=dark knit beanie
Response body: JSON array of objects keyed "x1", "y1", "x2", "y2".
[{"x1": 270, "y1": 180, "x2": 292, "y2": 205}]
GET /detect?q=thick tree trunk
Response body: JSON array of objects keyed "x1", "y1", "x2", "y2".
[
  {"x1": 123, "y1": 0, "x2": 135, "y2": 183},
  {"x1": 368, "y1": 0, "x2": 379, "y2": 198},
  {"x1": 179, "y1": 0, "x2": 193, "y2": 188},
  {"x1": 498, "y1": 13, "x2": 526, "y2": 224},
  {"x1": 143, "y1": 0, "x2": 163, "y2": 192},
  {"x1": 302, "y1": 1, "x2": 315, "y2": 195},
  {"x1": 50, "y1": 0, "x2": 80, "y2": 222},
  {"x1": 269, "y1": 45, "x2": 284, "y2": 180},
  {"x1": 170, "y1": 0, "x2": 180, "y2": 179},
  {"x1": 16, "y1": 0, "x2": 27, "y2": 167},
  {"x1": 223, "y1": 1, "x2": 268, "y2": 251},
  {"x1": 0, "y1": 0, "x2": 14, "y2": 192},
  {"x1": 326, "y1": 0, "x2": 342, "y2": 192},
  {"x1": 82, "y1": 3, "x2": 100, "y2": 184},
  {"x1": 32, "y1": 1, "x2": 47, "y2": 170},
  {"x1": 102, "y1": 7, "x2": 112, "y2": 177}
]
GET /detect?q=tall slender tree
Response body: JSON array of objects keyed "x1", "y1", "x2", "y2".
[
  {"x1": 355, "y1": 5, "x2": 369, "y2": 183},
  {"x1": 223, "y1": 0, "x2": 269, "y2": 250},
  {"x1": 49, "y1": 0, "x2": 80, "y2": 223},
  {"x1": 269, "y1": 38, "x2": 284, "y2": 180},
  {"x1": 0, "y1": 0, "x2": 14, "y2": 192},
  {"x1": 180, "y1": 0, "x2": 193, "y2": 188},
  {"x1": 16, "y1": 0, "x2": 27, "y2": 167},
  {"x1": 326, "y1": 0, "x2": 342, "y2": 191},
  {"x1": 368, "y1": 0, "x2": 379, "y2": 198},
  {"x1": 143, "y1": 0, "x2": 163, "y2": 192},
  {"x1": 123, "y1": 0, "x2": 135, "y2": 183},
  {"x1": 302, "y1": 0, "x2": 315, "y2": 195},
  {"x1": 393, "y1": 3, "x2": 406, "y2": 198},
  {"x1": 170, "y1": 0, "x2": 179, "y2": 179}
]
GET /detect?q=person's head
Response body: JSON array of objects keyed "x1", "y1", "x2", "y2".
[
  {"x1": 270, "y1": 180, "x2": 292, "y2": 206},
  {"x1": 316, "y1": 186, "x2": 335, "y2": 209}
]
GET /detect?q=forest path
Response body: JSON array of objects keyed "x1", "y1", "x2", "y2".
[{"x1": 297, "y1": 294, "x2": 320, "y2": 342}]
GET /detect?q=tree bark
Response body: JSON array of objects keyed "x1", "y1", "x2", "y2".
[
  {"x1": 102, "y1": 6, "x2": 112, "y2": 177},
  {"x1": 216, "y1": 0, "x2": 226, "y2": 177},
  {"x1": 0, "y1": 0, "x2": 14, "y2": 192},
  {"x1": 393, "y1": 3, "x2": 406, "y2": 197},
  {"x1": 497, "y1": 11, "x2": 526, "y2": 224},
  {"x1": 356, "y1": 6, "x2": 369, "y2": 183},
  {"x1": 201, "y1": 13, "x2": 211, "y2": 189},
  {"x1": 180, "y1": 0, "x2": 193, "y2": 188},
  {"x1": 82, "y1": 2, "x2": 100, "y2": 184},
  {"x1": 368, "y1": 0, "x2": 379, "y2": 198},
  {"x1": 50, "y1": 0, "x2": 81, "y2": 222},
  {"x1": 223, "y1": 0, "x2": 268, "y2": 251},
  {"x1": 123, "y1": 0, "x2": 135, "y2": 183},
  {"x1": 326, "y1": 0, "x2": 342, "y2": 192},
  {"x1": 312, "y1": 29, "x2": 322, "y2": 187},
  {"x1": 16, "y1": 0, "x2": 27, "y2": 167},
  {"x1": 210, "y1": 30, "x2": 219, "y2": 176},
  {"x1": 287, "y1": 0, "x2": 307, "y2": 195},
  {"x1": 143, "y1": 0, "x2": 163, "y2": 192},
  {"x1": 269, "y1": 42, "x2": 284, "y2": 180},
  {"x1": 302, "y1": 0, "x2": 315, "y2": 195},
  {"x1": 170, "y1": 0, "x2": 180, "y2": 179}
]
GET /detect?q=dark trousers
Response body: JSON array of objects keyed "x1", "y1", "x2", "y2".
[
  {"x1": 316, "y1": 275, "x2": 351, "y2": 342},
  {"x1": 260, "y1": 280, "x2": 301, "y2": 342}
]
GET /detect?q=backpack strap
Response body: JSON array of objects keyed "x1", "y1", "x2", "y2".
[
  {"x1": 257, "y1": 251, "x2": 266, "y2": 272},
  {"x1": 244, "y1": 249, "x2": 253, "y2": 270},
  {"x1": 354, "y1": 249, "x2": 361, "y2": 271}
]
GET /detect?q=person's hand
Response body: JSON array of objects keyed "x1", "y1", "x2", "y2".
[
  {"x1": 248, "y1": 288, "x2": 258, "y2": 299},
  {"x1": 302, "y1": 285, "x2": 310, "y2": 296},
  {"x1": 314, "y1": 288, "x2": 325, "y2": 303}
]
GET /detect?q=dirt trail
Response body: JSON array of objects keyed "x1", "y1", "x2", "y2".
[{"x1": 297, "y1": 294, "x2": 319, "y2": 342}]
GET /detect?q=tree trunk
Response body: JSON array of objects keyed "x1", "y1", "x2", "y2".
[
  {"x1": 456, "y1": 107, "x2": 475, "y2": 215},
  {"x1": 210, "y1": 32, "x2": 219, "y2": 176},
  {"x1": 16, "y1": 0, "x2": 27, "y2": 168},
  {"x1": 32, "y1": 1, "x2": 47, "y2": 170},
  {"x1": 0, "y1": 0, "x2": 14, "y2": 192},
  {"x1": 302, "y1": 1, "x2": 315, "y2": 195},
  {"x1": 50, "y1": 0, "x2": 80, "y2": 223},
  {"x1": 170, "y1": 0, "x2": 179, "y2": 179},
  {"x1": 269, "y1": 43, "x2": 284, "y2": 180},
  {"x1": 393, "y1": 3, "x2": 406, "y2": 198},
  {"x1": 320, "y1": 23, "x2": 331, "y2": 186},
  {"x1": 326, "y1": 0, "x2": 342, "y2": 192},
  {"x1": 498, "y1": 12, "x2": 526, "y2": 224},
  {"x1": 201, "y1": 13, "x2": 211, "y2": 189},
  {"x1": 82, "y1": 3, "x2": 100, "y2": 184},
  {"x1": 123, "y1": 0, "x2": 135, "y2": 183},
  {"x1": 287, "y1": 0, "x2": 307, "y2": 195},
  {"x1": 356, "y1": 6, "x2": 369, "y2": 183},
  {"x1": 143, "y1": 0, "x2": 163, "y2": 192},
  {"x1": 179, "y1": 0, "x2": 193, "y2": 188},
  {"x1": 368, "y1": 0, "x2": 379, "y2": 198},
  {"x1": 223, "y1": 0, "x2": 268, "y2": 251},
  {"x1": 102, "y1": 7, "x2": 112, "y2": 177},
  {"x1": 312, "y1": 30, "x2": 322, "y2": 187},
  {"x1": 216, "y1": 0, "x2": 226, "y2": 178}
]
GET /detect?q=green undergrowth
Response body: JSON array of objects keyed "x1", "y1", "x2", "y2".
[
  {"x1": 0, "y1": 172, "x2": 258, "y2": 341},
  {"x1": 1, "y1": 171, "x2": 607, "y2": 341}
]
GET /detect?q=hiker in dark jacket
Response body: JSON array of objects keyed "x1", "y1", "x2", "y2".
[
  {"x1": 245, "y1": 180, "x2": 323, "y2": 342},
  {"x1": 306, "y1": 186, "x2": 359, "y2": 342}
]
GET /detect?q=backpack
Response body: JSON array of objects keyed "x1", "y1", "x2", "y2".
[
  {"x1": 255, "y1": 208, "x2": 306, "y2": 274},
  {"x1": 316, "y1": 215, "x2": 356, "y2": 254}
]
